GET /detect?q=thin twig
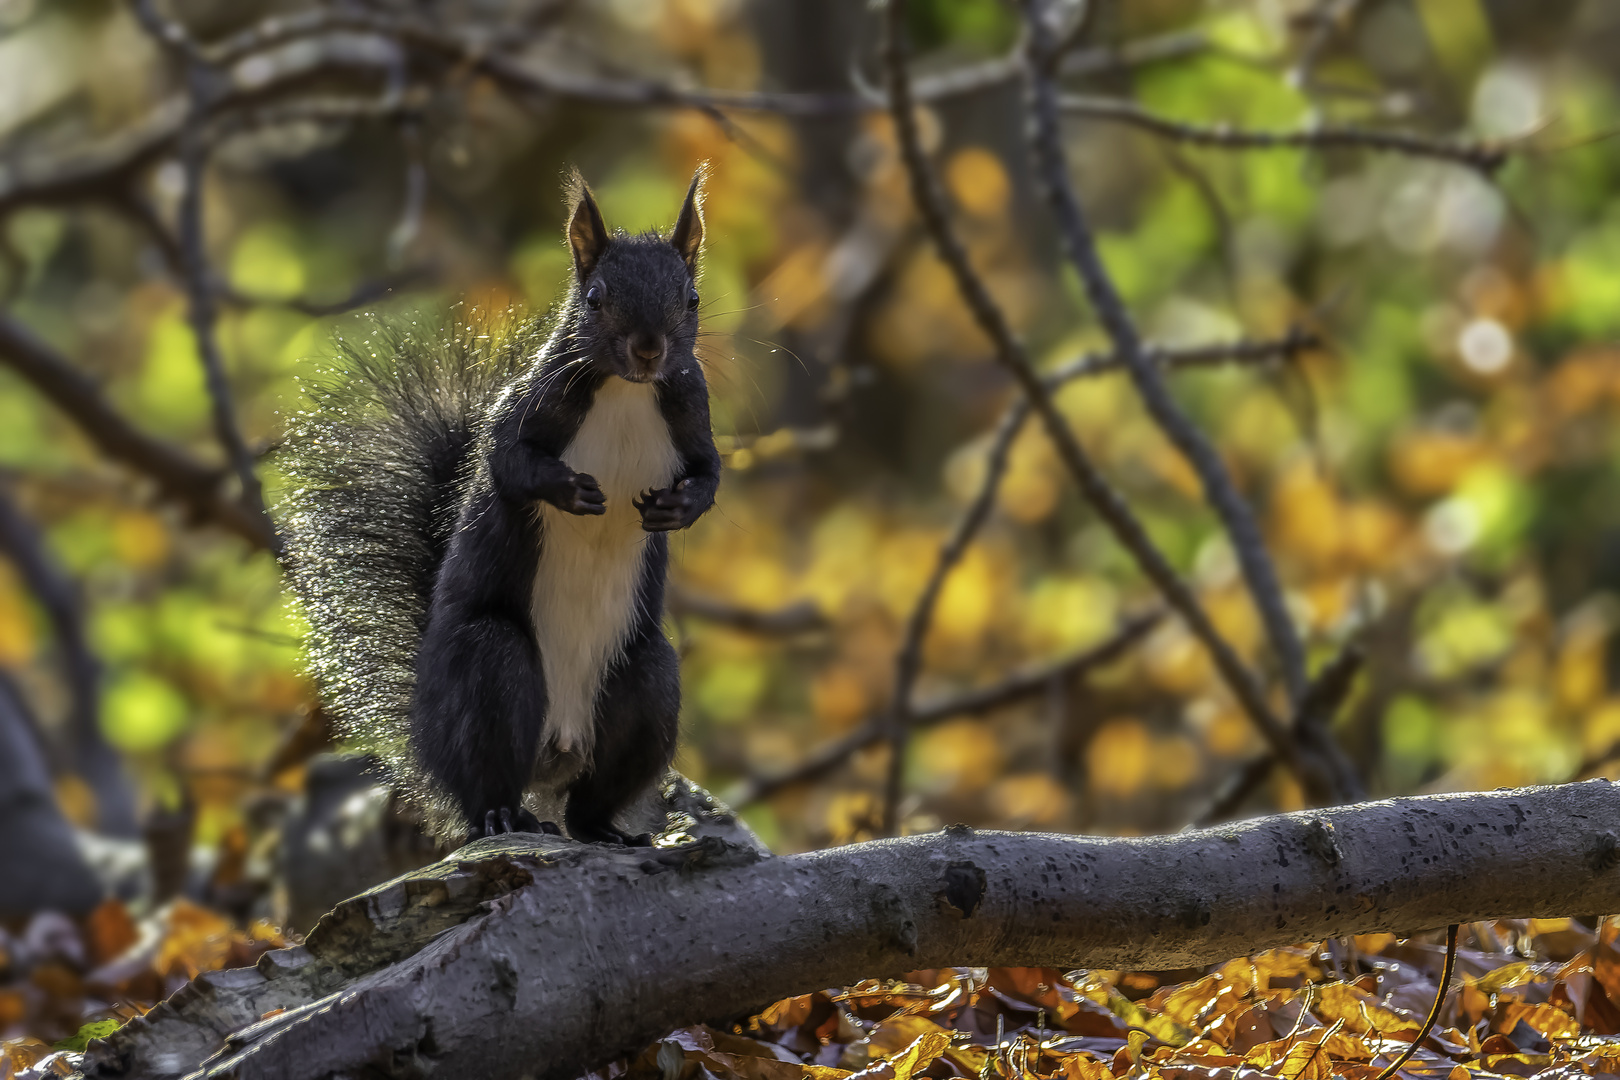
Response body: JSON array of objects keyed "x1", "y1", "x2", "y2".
[
  {"x1": 877, "y1": 328, "x2": 1319, "y2": 832},
  {"x1": 1371, "y1": 924, "x2": 1459, "y2": 1080},
  {"x1": 0, "y1": 315, "x2": 271, "y2": 548},
  {"x1": 883, "y1": 398, "x2": 1025, "y2": 834},
  {"x1": 735, "y1": 610, "x2": 1161, "y2": 809},
  {"x1": 1191, "y1": 643, "x2": 1365, "y2": 826},
  {"x1": 666, "y1": 586, "x2": 827, "y2": 637},
  {"x1": 217, "y1": 269, "x2": 435, "y2": 318},
  {"x1": 135, "y1": 0, "x2": 283, "y2": 559},
  {"x1": 1058, "y1": 94, "x2": 1510, "y2": 173},
  {"x1": 176, "y1": 134, "x2": 281, "y2": 556},
  {"x1": 884, "y1": 0, "x2": 1313, "y2": 795},
  {"x1": 0, "y1": 9, "x2": 1505, "y2": 220},
  {"x1": 1289, "y1": 0, "x2": 1365, "y2": 94},
  {"x1": 1191, "y1": 753, "x2": 1277, "y2": 828},
  {"x1": 1159, "y1": 144, "x2": 1240, "y2": 301},
  {"x1": 1025, "y1": 1, "x2": 1310, "y2": 713}
]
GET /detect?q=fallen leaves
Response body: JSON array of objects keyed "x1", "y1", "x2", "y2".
[{"x1": 595, "y1": 919, "x2": 1620, "y2": 1080}]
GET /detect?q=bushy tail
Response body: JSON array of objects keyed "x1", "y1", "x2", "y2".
[{"x1": 279, "y1": 311, "x2": 543, "y2": 797}]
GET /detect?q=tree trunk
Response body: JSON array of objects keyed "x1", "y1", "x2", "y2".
[{"x1": 80, "y1": 780, "x2": 1620, "y2": 1080}]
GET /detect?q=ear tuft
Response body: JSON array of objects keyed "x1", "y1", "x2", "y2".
[
  {"x1": 669, "y1": 162, "x2": 709, "y2": 271},
  {"x1": 565, "y1": 167, "x2": 609, "y2": 280}
]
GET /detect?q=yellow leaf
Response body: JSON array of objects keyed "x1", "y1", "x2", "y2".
[
  {"x1": 884, "y1": 1032, "x2": 950, "y2": 1080},
  {"x1": 916, "y1": 720, "x2": 1004, "y2": 796},
  {"x1": 112, "y1": 511, "x2": 170, "y2": 569},
  {"x1": 1388, "y1": 429, "x2": 1488, "y2": 497},
  {"x1": 1277, "y1": 1028, "x2": 1337, "y2": 1080},
  {"x1": 986, "y1": 773, "x2": 1070, "y2": 827},
  {"x1": 945, "y1": 147, "x2": 1010, "y2": 220},
  {"x1": 1088, "y1": 719, "x2": 1151, "y2": 798},
  {"x1": 1059, "y1": 1055, "x2": 1113, "y2": 1080}
]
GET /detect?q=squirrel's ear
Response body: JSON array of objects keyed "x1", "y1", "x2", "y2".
[
  {"x1": 669, "y1": 164, "x2": 708, "y2": 271},
  {"x1": 566, "y1": 171, "x2": 609, "y2": 280}
]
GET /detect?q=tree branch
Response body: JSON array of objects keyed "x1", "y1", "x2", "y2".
[
  {"x1": 0, "y1": 314, "x2": 272, "y2": 548},
  {"x1": 878, "y1": 329, "x2": 1318, "y2": 831},
  {"x1": 736, "y1": 611, "x2": 1161, "y2": 809},
  {"x1": 0, "y1": 6, "x2": 1503, "y2": 225},
  {"x1": 666, "y1": 585, "x2": 827, "y2": 637},
  {"x1": 883, "y1": 398, "x2": 1024, "y2": 833},
  {"x1": 882, "y1": 0, "x2": 1321, "y2": 799},
  {"x1": 78, "y1": 781, "x2": 1620, "y2": 1080},
  {"x1": 1057, "y1": 94, "x2": 1510, "y2": 173},
  {"x1": 1024, "y1": 0, "x2": 1310, "y2": 716},
  {"x1": 173, "y1": 139, "x2": 280, "y2": 558},
  {"x1": 133, "y1": 0, "x2": 284, "y2": 560}
]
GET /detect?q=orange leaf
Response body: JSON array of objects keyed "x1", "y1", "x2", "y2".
[{"x1": 85, "y1": 900, "x2": 139, "y2": 966}]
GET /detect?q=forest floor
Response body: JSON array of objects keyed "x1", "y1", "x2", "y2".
[{"x1": 2, "y1": 902, "x2": 1617, "y2": 1080}]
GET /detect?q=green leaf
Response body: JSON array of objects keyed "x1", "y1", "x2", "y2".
[
  {"x1": 54, "y1": 1018, "x2": 123, "y2": 1052},
  {"x1": 103, "y1": 670, "x2": 190, "y2": 752}
]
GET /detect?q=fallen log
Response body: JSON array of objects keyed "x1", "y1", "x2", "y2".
[{"x1": 77, "y1": 779, "x2": 1620, "y2": 1080}]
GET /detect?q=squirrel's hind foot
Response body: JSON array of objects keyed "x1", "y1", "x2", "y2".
[
  {"x1": 569, "y1": 822, "x2": 653, "y2": 847},
  {"x1": 474, "y1": 805, "x2": 550, "y2": 842}
]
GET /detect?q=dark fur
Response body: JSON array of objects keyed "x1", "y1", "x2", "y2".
[{"x1": 283, "y1": 169, "x2": 719, "y2": 845}]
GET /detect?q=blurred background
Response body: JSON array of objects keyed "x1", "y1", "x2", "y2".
[{"x1": 3, "y1": 0, "x2": 1620, "y2": 1031}]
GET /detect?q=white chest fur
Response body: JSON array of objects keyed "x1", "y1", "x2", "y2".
[{"x1": 530, "y1": 377, "x2": 680, "y2": 763}]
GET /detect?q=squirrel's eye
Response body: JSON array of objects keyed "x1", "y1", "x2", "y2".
[
  {"x1": 585, "y1": 286, "x2": 602, "y2": 310},
  {"x1": 687, "y1": 287, "x2": 699, "y2": 311}
]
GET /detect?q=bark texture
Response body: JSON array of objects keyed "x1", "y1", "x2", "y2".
[{"x1": 80, "y1": 781, "x2": 1620, "y2": 1080}]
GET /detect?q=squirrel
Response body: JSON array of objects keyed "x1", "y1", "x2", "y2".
[{"x1": 282, "y1": 167, "x2": 720, "y2": 846}]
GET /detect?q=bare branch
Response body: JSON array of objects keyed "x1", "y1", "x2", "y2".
[
  {"x1": 666, "y1": 585, "x2": 827, "y2": 637},
  {"x1": 0, "y1": 4, "x2": 1500, "y2": 232},
  {"x1": 1030, "y1": 1, "x2": 1372, "y2": 805},
  {"x1": 753, "y1": 326, "x2": 1315, "y2": 817},
  {"x1": 1289, "y1": 0, "x2": 1366, "y2": 94},
  {"x1": 0, "y1": 314, "x2": 271, "y2": 548},
  {"x1": 0, "y1": 100, "x2": 184, "y2": 215},
  {"x1": 172, "y1": 138, "x2": 282, "y2": 558},
  {"x1": 736, "y1": 611, "x2": 1161, "y2": 809},
  {"x1": 217, "y1": 269, "x2": 435, "y2": 318},
  {"x1": 883, "y1": 0, "x2": 1319, "y2": 798},
  {"x1": 1192, "y1": 752, "x2": 1277, "y2": 828},
  {"x1": 1047, "y1": 328, "x2": 1319, "y2": 383},
  {"x1": 1024, "y1": 1, "x2": 1339, "y2": 763},
  {"x1": 1058, "y1": 93, "x2": 1510, "y2": 173},
  {"x1": 1192, "y1": 644, "x2": 1365, "y2": 826},
  {"x1": 133, "y1": 0, "x2": 283, "y2": 559},
  {"x1": 883, "y1": 399, "x2": 1024, "y2": 833}
]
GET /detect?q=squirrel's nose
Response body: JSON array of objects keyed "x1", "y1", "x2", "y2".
[{"x1": 629, "y1": 333, "x2": 665, "y2": 363}]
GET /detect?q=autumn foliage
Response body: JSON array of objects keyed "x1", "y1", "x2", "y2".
[{"x1": 3, "y1": 0, "x2": 1620, "y2": 1073}]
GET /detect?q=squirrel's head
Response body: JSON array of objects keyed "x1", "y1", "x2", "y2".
[{"x1": 565, "y1": 165, "x2": 706, "y2": 384}]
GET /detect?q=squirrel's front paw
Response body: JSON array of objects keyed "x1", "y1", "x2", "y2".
[
  {"x1": 634, "y1": 479, "x2": 700, "y2": 531},
  {"x1": 557, "y1": 472, "x2": 606, "y2": 516}
]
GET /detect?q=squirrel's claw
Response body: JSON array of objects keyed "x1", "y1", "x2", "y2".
[
  {"x1": 478, "y1": 806, "x2": 538, "y2": 839},
  {"x1": 635, "y1": 480, "x2": 696, "y2": 531},
  {"x1": 566, "y1": 473, "x2": 607, "y2": 515}
]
